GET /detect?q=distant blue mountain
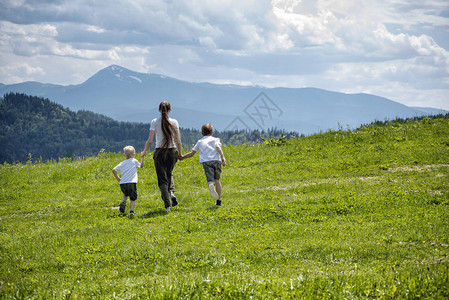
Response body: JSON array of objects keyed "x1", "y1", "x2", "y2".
[
  {"x1": 410, "y1": 107, "x2": 448, "y2": 115},
  {"x1": 1, "y1": 65, "x2": 446, "y2": 135}
]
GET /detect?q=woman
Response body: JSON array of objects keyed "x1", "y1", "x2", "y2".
[{"x1": 141, "y1": 101, "x2": 183, "y2": 212}]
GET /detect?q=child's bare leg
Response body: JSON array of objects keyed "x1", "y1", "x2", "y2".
[
  {"x1": 208, "y1": 181, "x2": 219, "y2": 200},
  {"x1": 213, "y1": 179, "x2": 222, "y2": 207},
  {"x1": 119, "y1": 195, "x2": 127, "y2": 213},
  {"x1": 130, "y1": 200, "x2": 136, "y2": 211},
  {"x1": 214, "y1": 179, "x2": 222, "y2": 200}
]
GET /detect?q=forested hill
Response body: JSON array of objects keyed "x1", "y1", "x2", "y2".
[
  {"x1": 0, "y1": 93, "x2": 293, "y2": 163},
  {"x1": 0, "y1": 93, "x2": 150, "y2": 163}
]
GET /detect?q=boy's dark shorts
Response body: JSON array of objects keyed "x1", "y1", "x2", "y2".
[
  {"x1": 202, "y1": 161, "x2": 222, "y2": 182},
  {"x1": 120, "y1": 183, "x2": 137, "y2": 201}
]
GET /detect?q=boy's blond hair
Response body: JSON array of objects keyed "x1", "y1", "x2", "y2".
[{"x1": 123, "y1": 146, "x2": 136, "y2": 159}]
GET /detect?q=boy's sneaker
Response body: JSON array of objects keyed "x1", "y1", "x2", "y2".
[
  {"x1": 165, "y1": 207, "x2": 171, "y2": 212},
  {"x1": 208, "y1": 183, "x2": 219, "y2": 200},
  {"x1": 171, "y1": 194, "x2": 178, "y2": 207},
  {"x1": 130, "y1": 210, "x2": 135, "y2": 216},
  {"x1": 119, "y1": 201, "x2": 126, "y2": 213},
  {"x1": 215, "y1": 200, "x2": 222, "y2": 207}
]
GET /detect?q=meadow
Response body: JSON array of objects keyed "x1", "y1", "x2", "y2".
[{"x1": 0, "y1": 116, "x2": 448, "y2": 299}]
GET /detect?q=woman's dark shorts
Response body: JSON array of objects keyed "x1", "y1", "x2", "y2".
[
  {"x1": 120, "y1": 183, "x2": 137, "y2": 201},
  {"x1": 202, "y1": 160, "x2": 222, "y2": 182}
]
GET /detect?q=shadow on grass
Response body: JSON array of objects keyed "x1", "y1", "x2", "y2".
[
  {"x1": 140, "y1": 204, "x2": 216, "y2": 218},
  {"x1": 141, "y1": 209, "x2": 168, "y2": 219},
  {"x1": 205, "y1": 205, "x2": 220, "y2": 211},
  {"x1": 107, "y1": 204, "x2": 218, "y2": 219}
]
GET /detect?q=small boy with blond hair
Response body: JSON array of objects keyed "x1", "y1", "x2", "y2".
[
  {"x1": 181, "y1": 123, "x2": 226, "y2": 206},
  {"x1": 113, "y1": 146, "x2": 144, "y2": 215}
]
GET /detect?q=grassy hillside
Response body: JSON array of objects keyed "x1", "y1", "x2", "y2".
[{"x1": 1, "y1": 115, "x2": 448, "y2": 299}]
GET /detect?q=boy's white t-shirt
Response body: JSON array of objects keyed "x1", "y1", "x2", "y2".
[
  {"x1": 193, "y1": 136, "x2": 222, "y2": 163},
  {"x1": 150, "y1": 117, "x2": 179, "y2": 148},
  {"x1": 113, "y1": 158, "x2": 141, "y2": 184}
]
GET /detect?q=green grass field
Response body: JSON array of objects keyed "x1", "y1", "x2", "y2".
[{"x1": 1, "y1": 116, "x2": 448, "y2": 299}]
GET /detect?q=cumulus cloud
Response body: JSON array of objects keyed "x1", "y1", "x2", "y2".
[{"x1": 0, "y1": 0, "x2": 448, "y2": 109}]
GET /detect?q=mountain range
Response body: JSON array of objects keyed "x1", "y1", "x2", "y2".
[{"x1": 1, "y1": 65, "x2": 446, "y2": 134}]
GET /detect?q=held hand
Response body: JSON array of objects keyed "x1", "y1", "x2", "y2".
[
  {"x1": 178, "y1": 155, "x2": 184, "y2": 161},
  {"x1": 222, "y1": 159, "x2": 226, "y2": 167}
]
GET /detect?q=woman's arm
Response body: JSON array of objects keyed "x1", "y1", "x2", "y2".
[
  {"x1": 141, "y1": 130, "x2": 155, "y2": 157},
  {"x1": 175, "y1": 128, "x2": 183, "y2": 157}
]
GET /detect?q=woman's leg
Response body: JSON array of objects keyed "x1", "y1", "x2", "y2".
[
  {"x1": 154, "y1": 149, "x2": 178, "y2": 209},
  {"x1": 166, "y1": 150, "x2": 178, "y2": 206},
  {"x1": 154, "y1": 149, "x2": 171, "y2": 209}
]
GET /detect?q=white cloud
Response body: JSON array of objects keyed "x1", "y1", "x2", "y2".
[
  {"x1": 0, "y1": 62, "x2": 44, "y2": 83},
  {"x1": 372, "y1": 23, "x2": 449, "y2": 59},
  {"x1": 85, "y1": 25, "x2": 105, "y2": 34},
  {"x1": 0, "y1": 0, "x2": 448, "y2": 109}
]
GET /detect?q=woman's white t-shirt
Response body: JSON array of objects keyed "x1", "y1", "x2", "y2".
[{"x1": 150, "y1": 117, "x2": 179, "y2": 148}]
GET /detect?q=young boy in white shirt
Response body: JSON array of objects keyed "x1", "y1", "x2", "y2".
[
  {"x1": 181, "y1": 123, "x2": 226, "y2": 206},
  {"x1": 112, "y1": 146, "x2": 144, "y2": 215}
]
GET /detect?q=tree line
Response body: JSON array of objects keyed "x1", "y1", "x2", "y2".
[{"x1": 0, "y1": 93, "x2": 295, "y2": 163}]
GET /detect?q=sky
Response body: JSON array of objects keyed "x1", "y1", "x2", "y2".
[{"x1": 1, "y1": 0, "x2": 448, "y2": 110}]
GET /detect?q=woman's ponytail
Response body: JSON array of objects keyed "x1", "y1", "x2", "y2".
[{"x1": 159, "y1": 101, "x2": 174, "y2": 150}]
